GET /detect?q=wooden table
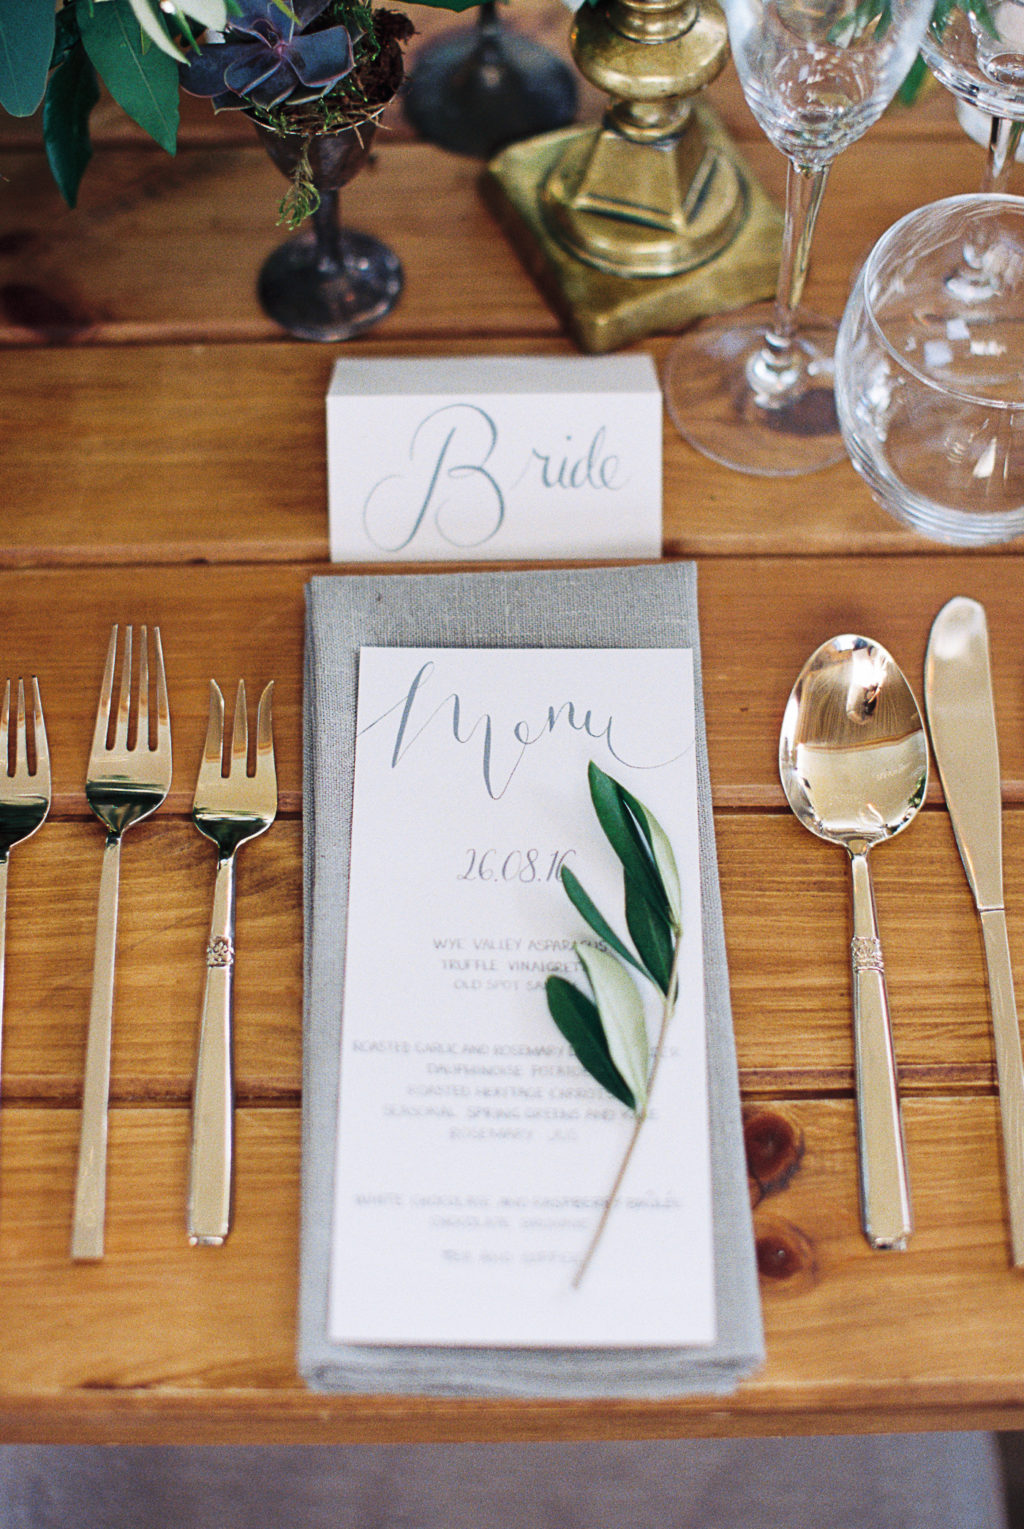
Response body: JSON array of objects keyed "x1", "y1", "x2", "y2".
[{"x1": 3, "y1": 4, "x2": 1024, "y2": 1444}]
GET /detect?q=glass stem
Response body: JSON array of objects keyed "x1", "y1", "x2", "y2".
[
  {"x1": 313, "y1": 188, "x2": 342, "y2": 276},
  {"x1": 758, "y1": 160, "x2": 830, "y2": 386},
  {"x1": 983, "y1": 116, "x2": 1023, "y2": 194}
]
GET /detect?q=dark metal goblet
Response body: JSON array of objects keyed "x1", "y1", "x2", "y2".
[{"x1": 255, "y1": 123, "x2": 403, "y2": 342}]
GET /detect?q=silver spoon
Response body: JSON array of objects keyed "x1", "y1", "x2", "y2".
[{"x1": 779, "y1": 634, "x2": 928, "y2": 1251}]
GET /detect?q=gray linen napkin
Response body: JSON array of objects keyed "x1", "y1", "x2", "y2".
[{"x1": 299, "y1": 563, "x2": 763, "y2": 1396}]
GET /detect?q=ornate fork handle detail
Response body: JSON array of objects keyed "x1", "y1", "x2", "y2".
[
  {"x1": 189, "y1": 855, "x2": 238, "y2": 1245},
  {"x1": 187, "y1": 679, "x2": 276, "y2": 1248},
  {"x1": 851, "y1": 935, "x2": 884, "y2": 974},
  {"x1": 206, "y1": 936, "x2": 235, "y2": 969}
]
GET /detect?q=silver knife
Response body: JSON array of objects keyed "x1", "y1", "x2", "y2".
[{"x1": 925, "y1": 596, "x2": 1024, "y2": 1268}]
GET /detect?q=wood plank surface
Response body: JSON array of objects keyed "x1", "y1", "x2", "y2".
[
  {"x1": 0, "y1": 809, "x2": 1015, "y2": 1100},
  {"x1": 0, "y1": 559, "x2": 1022, "y2": 814},
  {"x1": 3, "y1": 0, "x2": 1024, "y2": 1443},
  {"x1": 3, "y1": 1099, "x2": 1024, "y2": 1441},
  {"x1": 0, "y1": 90, "x2": 993, "y2": 350},
  {"x1": 0, "y1": 338, "x2": 965, "y2": 565}
]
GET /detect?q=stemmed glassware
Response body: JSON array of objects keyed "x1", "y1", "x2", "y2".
[
  {"x1": 663, "y1": 0, "x2": 934, "y2": 476},
  {"x1": 920, "y1": 0, "x2": 1024, "y2": 298}
]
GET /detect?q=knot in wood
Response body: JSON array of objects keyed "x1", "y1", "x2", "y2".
[
  {"x1": 755, "y1": 1217, "x2": 817, "y2": 1290},
  {"x1": 744, "y1": 1107, "x2": 805, "y2": 1199}
]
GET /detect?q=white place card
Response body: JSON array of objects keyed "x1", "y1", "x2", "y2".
[
  {"x1": 328, "y1": 645, "x2": 714, "y2": 1351},
  {"x1": 325, "y1": 355, "x2": 663, "y2": 563}
]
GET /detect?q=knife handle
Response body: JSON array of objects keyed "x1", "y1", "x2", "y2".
[
  {"x1": 849, "y1": 849, "x2": 913, "y2": 1250},
  {"x1": 978, "y1": 908, "x2": 1024, "y2": 1267}
]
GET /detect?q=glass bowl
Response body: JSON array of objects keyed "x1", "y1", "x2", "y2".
[{"x1": 834, "y1": 194, "x2": 1024, "y2": 545}]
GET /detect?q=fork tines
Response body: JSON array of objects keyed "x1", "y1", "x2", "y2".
[
  {"x1": 198, "y1": 679, "x2": 275, "y2": 784},
  {"x1": 91, "y1": 624, "x2": 170, "y2": 764},
  {"x1": 1, "y1": 677, "x2": 50, "y2": 788}
]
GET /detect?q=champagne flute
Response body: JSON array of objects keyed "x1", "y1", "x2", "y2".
[{"x1": 663, "y1": 0, "x2": 933, "y2": 476}]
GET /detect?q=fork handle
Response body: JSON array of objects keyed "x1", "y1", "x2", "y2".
[
  {"x1": 188, "y1": 852, "x2": 237, "y2": 1246},
  {"x1": 849, "y1": 848, "x2": 913, "y2": 1252},
  {"x1": 72, "y1": 832, "x2": 121, "y2": 1262}
]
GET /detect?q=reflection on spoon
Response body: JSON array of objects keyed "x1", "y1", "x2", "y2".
[{"x1": 779, "y1": 634, "x2": 928, "y2": 1250}]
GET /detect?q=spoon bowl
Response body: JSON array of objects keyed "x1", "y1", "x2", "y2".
[{"x1": 779, "y1": 634, "x2": 928, "y2": 1250}]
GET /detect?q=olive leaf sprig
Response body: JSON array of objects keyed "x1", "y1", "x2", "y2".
[{"x1": 545, "y1": 761, "x2": 682, "y2": 1286}]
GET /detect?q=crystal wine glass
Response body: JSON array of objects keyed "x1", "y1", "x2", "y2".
[
  {"x1": 920, "y1": 0, "x2": 1024, "y2": 298},
  {"x1": 663, "y1": 0, "x2": 934, "y2": 476},
  {"x1": 835, "y1": 193, "x2": 1024, "y2": 544}
]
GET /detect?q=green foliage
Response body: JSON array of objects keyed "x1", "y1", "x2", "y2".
[
  {"x1": 0, "y1": 0, "x2": 55, "y2": 117},
  {"x1": 3, "y1": 0, "x2": 481, "y2": 205},
  {"x1": 43, "y1": 10, "x2": 100, "y2": 205},
  {"x1": 545, "y1": 762, "x2": 683, "y2": 1112},
  {"x1": 79, "y1": 0, "x2": 180, "y2": 153},
  {"x1": 546, "y1": 977, "x2": 637, "y2": 1110}
]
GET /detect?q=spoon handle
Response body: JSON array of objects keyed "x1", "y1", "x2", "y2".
[{"x1": 848, "y1": 849, "x2": 913, "y2": 1250}]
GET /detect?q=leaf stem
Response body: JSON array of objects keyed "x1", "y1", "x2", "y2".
[{"x1": 571, "y1": 926, "x2": 682, "y2": 1289}]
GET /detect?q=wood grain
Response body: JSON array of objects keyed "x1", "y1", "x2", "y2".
[
  {"x1": 3, "y1": 1099, "x2": 1024, "y2": 1440},
  {"x1": 0, "y1": 89, "x2": 992, "y2": 350},
  {"x1": 0, "y1": 809, "x2": 1017, "y2": 1099},
  {"x1": 3, "y1": 10, "x2": 1024, "y2": 1441},
  {"x1": 0, "y1": 560, "x2": 1023, "y2": 810}
]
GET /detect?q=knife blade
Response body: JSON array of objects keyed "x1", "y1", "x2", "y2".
[{"x1": 925, "y1": 596, "x2": 1024, "y2": 1268}]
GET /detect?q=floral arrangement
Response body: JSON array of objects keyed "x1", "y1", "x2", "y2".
[{"x1": 2, "y1": 0, "x2": 478, "y2": 209}]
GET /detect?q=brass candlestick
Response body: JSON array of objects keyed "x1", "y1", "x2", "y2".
[{"x1": 482, "y1": 0, "x2": 783, "y2": 352}]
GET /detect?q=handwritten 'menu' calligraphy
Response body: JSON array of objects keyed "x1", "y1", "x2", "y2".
[{"x1": 357, "y1": 656, "x2": 681, "y2": 800}]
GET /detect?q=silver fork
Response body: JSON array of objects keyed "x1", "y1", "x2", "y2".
[
  {"x1": 72, "y1": 626, "x2": 172, "y2": 1262},
  {"x1": 0, "y1": 679, "x2": 50, "y2": 1094},
  {"x1": 188, "y1": 680, "x2": 276, "y2": 1246}
]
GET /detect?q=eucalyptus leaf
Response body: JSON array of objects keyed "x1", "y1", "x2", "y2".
[
  {"x1": 587, "y1": 761, "x2": 670, "y2": 921},
  {"x1": 576, "y1": 944, "x2": 649, "y2": 1109},
  {"x1": 178, "y1": 0, "x2": 230, "y2": 26},
  {"x1": 559, "y1": 865, "x2": 651, "y2": 982},
  {"x1": 0, "y1": 0, "x2": 55, "y2": 117},
  {"x1": 43, "y1": 42, "x2": 100, "y2": 207},
  {"x1": 618, "y1": 783, "x2": 682, "y2": 930},
  {"x1": 545, "y1": 976, "x2": 636, "y2": 1111},
  {"x1": 623, "y1": 875, "x2": 674, "y2": 995},
  {"x1": 127, "y1": 0, "x2": 188, "y2": 62},
  {"x1": 79, "y1": 0, "x2": 180, "y2": 152}
]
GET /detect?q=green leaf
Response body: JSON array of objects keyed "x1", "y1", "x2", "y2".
[
  {"x1": 617, "y1": 783, "x2": 683, "y2": 930},
  {"x1": 0, "y1": 0, "x2": 55, "y2": 117},
  {"x1": 559, "y1": 866, "x2": 651, "y2": 982},
  {"x1": 545, "y1": 976, "x2": 636, "y2": 1111},
  {"x1": 576, "y1": 944, "x2": 649, "y2": 1109},
  {"x1": 897, "y1": 52, "x2": 928, "y2": 104},
  {"x1": 43, "y1": 41, "x2": 100, "y2": 207},
  {"x1": 624, "y1": 876, "x2": 674, "y2": 995},
  {"x1": 79, "y1": 0, "x2": 180, "y2": 153},
  {"x1": 588, "y1": 761, "x2": 669, "y2": 922},
  {"x1": 127, "y1": 0, "x2": 188, "y2": 63}
]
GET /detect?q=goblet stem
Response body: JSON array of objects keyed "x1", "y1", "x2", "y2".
[
  {"x1": 312, "y1": 188, "x2": 343, "y2": 273},
  {"x1": 746, "y1": 160, "x2": 830, "y2": 402},
  {"x1": 982, "y1": 115, "x2": 1024, "y2": 193},
  {"x1": 944, "y1": 117, "x2": 1024, "y2": 300}
]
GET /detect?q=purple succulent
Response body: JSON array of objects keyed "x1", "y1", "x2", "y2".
[{"x1": 180, "y1": 0, "x2": 362, "y2": 111}]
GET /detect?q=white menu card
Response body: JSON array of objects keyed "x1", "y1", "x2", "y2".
[{"x1": 328, "y1": 645, "x2": 715, "y2": 1350}]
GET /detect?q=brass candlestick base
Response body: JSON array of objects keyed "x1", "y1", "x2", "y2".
[
  {"x1": 481, "y1": 0, "x2": 783, "y2": 352},
  {"x1": 482, "y1": 109, "x2": 782, "y2": 352}
]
